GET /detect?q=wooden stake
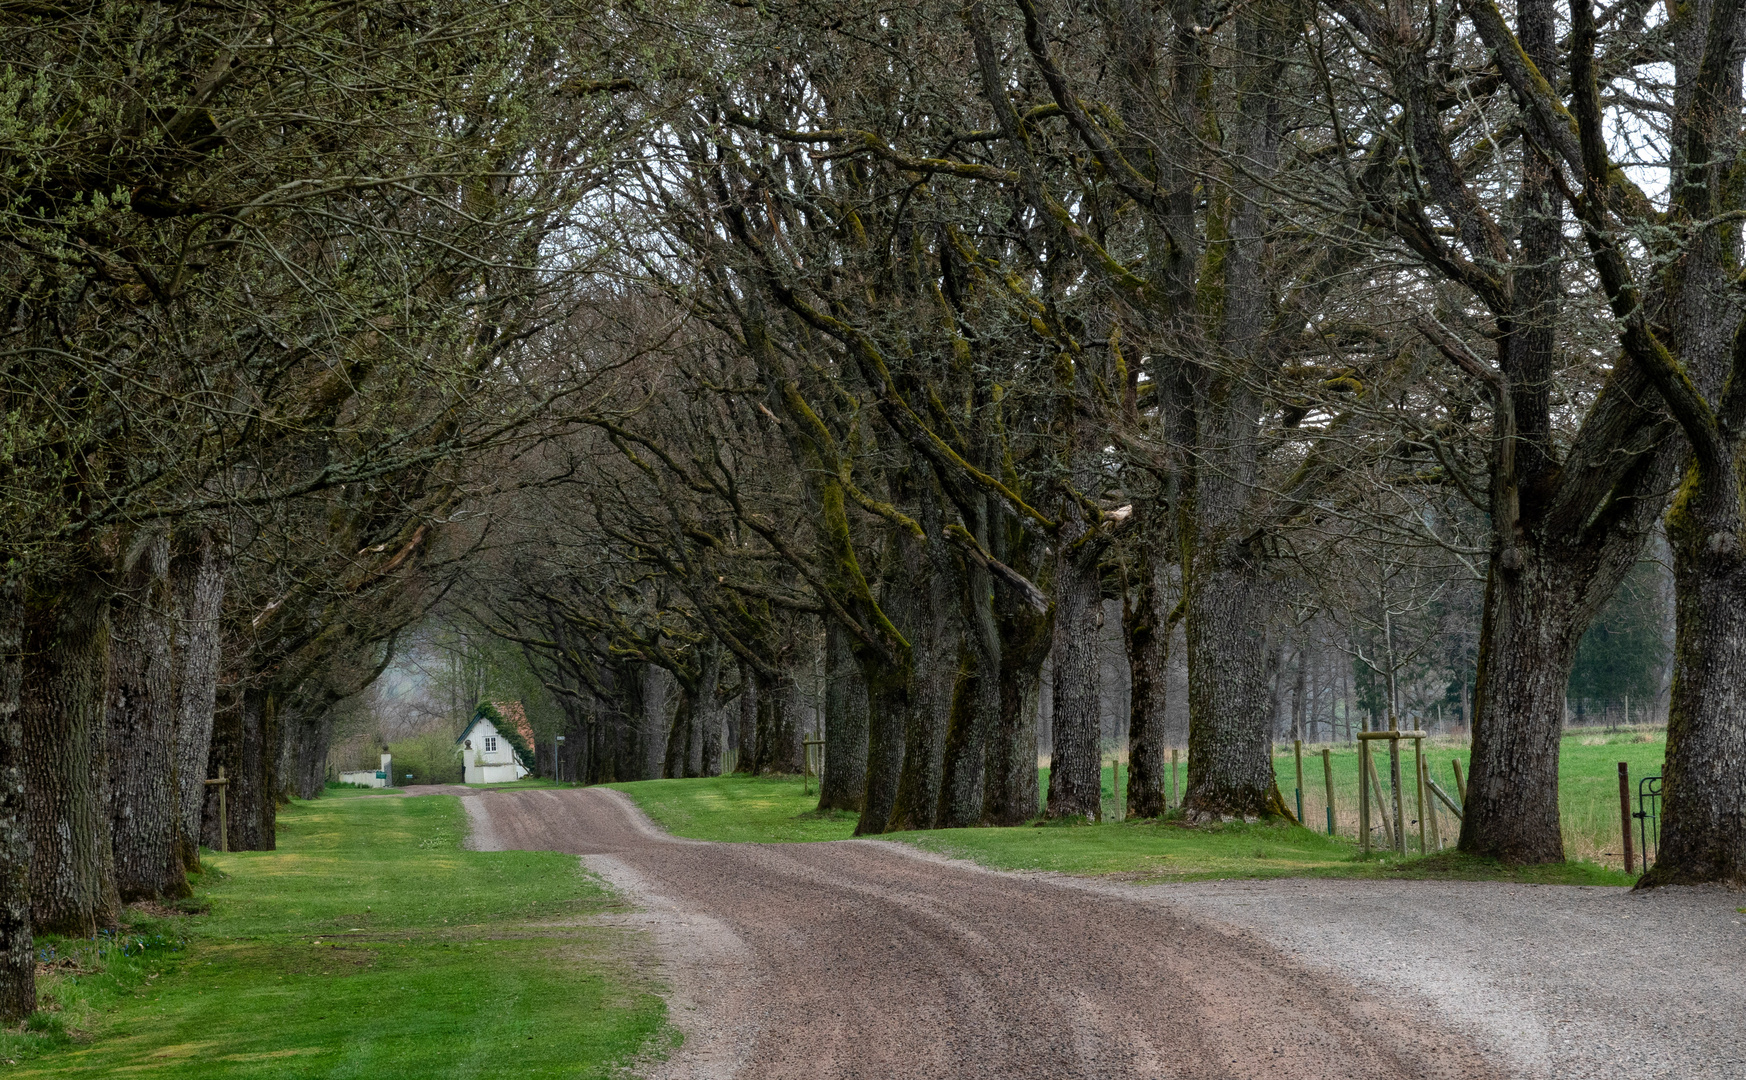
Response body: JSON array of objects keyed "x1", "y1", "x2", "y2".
[
  {"x1": 1293, "y1": 739, "x2": 1305, "y2": 824},
  {"x1": 1451, "y1": 758, "x2": 1467, "y2": 804},
  {"x1": 1171, "y1": 748, "x2": 1179, "y2": 810},
  {"x1": 1421, "y1": 754, "x2": 1441, "y2": 850},
  {"x1": 1413, "y1": 735, "x2": 1427, "y2": 854},
  {"x1": 1618, "y1": 761, "x2": 1635, "y2": 875},
  {"x1": 1359, "y1": 740, "x2": 1371, "y2": 855},
  {"x1": 1426, "y1": 776, "x2": 1463, "y2": 819},
  {"x1": 1387, "y1": 727, "x2": 1406, "y2": 856},
  {"x1": 1322, "y1": 747, "x2": 1335, "y2": 835},
  {"x1": 202, "y1": 766, "x2": 230, "y2": 854},
  {"x1": 1364, "y1": 746, "x2": 1394, "y2": 851}
]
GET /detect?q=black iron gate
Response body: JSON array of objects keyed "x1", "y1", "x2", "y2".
[{"x1": 1635, "y1": 775, "x2": 1662, "y2": 867}]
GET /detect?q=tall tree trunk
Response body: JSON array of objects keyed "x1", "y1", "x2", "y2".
[
  {"x1": 1181, "y1": 554, "x2": 1286, "y2": 820},
  {"x1": 851, "y1": 513, "x2": 929, "y2": 835},
  {"x1": 639, "y1": 664, "x2": 667, "y2": 781},
  {"x1": 1460, "y1": 559, "x2": 1584, "y2": 862},
  {"x1": 887, "y1": 484, "x2": 958, "y2": 831},
  {"x1": 272, "y1": 700, "x2": 301, "y2": 805},
  {"x1": 936, "y1": 640, "x2": 999, "y2": 828},
  {"x1": 106, "y1": 532, "x2": 186, "y2": 901},
  {"x1": 23, "y1": 564, "x2": 119, "y2": 935},
  {"x1": 818, "y1": 619, "x2": 867, "y2": 811},
  {"x1": 0, "y1": 575, "x2": 35, "y2": 1021},
  {"x1": 938, "y1": 534, "x2": 1000, "y2": 828},
  {"x1": 291, "y1": 709, "x2": 333, "y2": 799},
  {"x1": 686, "y1": 677, "x2": 705, "y2": 779},
  {"x1": 982, "y1": 573, "x2": 1051, "y2": 827},
  {"x1": 1125, "y1": 524, "x2": 1171, "y2": 819},
  {"x1": 208, "y1": 686, "x2": 277, "y2": 851},
  {"x1": 698, "y1": 645, "x2": 724, "y2": 777},
  {"x1": 1045, "y1": 525, "x2": 1104, "y2": 821},
  {"x1": 663, "y1": 687, "x2": 691, "y2": 779},
  {"x1": 171, "y1": 531, "x2": 225, "y2": 871},
  {"x1": 1643, "y1": 478, "x2": 1746, "y2": 884},
  {"x1": 1637, "y1": 0, "x2": 1746, "y2": 885},
  {"x1": 734, "y1": 661, "x2": 757, "y2": 774},
  {"x1": 754, "y1": 669, "x2": 803, "y2": 774},
  {"x1": 854, "y1": 668, "x2": 912, "y2": 835}
]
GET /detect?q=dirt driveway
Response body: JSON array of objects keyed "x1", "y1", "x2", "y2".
[{"x1": 454, "y1": 786, "x2": 1512, "y2": 1080}]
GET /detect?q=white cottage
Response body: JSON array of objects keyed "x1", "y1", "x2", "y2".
[{"x1": 456, "y1": 706, "x2": 532, "y2": 784}]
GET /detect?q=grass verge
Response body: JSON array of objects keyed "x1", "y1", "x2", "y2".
[
  {"x1": 895, "y1": 818, "x2": 1633, "y2": 885},
  {"x1": 1, "y1": 795, "x2": 667, "y2": 1078},
  {"x1": 608, "y1": 768, "x2": 1634, "y2": 887},
  {"x1": 603, "y1": 776, "x2": 857, "y2": 843}
]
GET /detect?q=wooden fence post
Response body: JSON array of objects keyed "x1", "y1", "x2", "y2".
[
  {"x1": 1359, "y1": 741, "x2": 1371, "y2": 855},
  {"x1": 1360, "y1": 737, "x2": 1396, "y2": 851},
  {"x1": 1322, "y1": 748, "x2": 1335, "y2": 835},
  {"x1": 1421, "y1": 754, "x2": 1440, "y2": 851},
  {"x1": 1387, "y1": 731, "x2": 1406, "y2": 856},
  {"x1": 1451, "y1": 758, "x2": 1467, "y2": 804},
  {"x1": 1293, "y1": 739, "x2": 1305, "y2": 825},
  {"x1": 1171, "y1": 748, "x2": 1179, "y2": 811},
  {"x1": 1618, "y1": 761, "x2": 1634, "y2": 875},
  {"x1": 1413, "y1": 735, "x2": 1427, "y2": 854},
  {"x1": 203, "y1": 766, "x2": 229, "y2": 854}
]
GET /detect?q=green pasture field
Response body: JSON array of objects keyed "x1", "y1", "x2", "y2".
[
  {"x1": 1261, "y1": 726, "x2": 1665, "y2": 867},
  {"x1": 609, "y1": 730, "x2": 1657, "y2": 886},
  {"x1": 2, "y1": 795, "x2": 667, "y2": 1078}
]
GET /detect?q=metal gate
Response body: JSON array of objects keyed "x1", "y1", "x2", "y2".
[{"x1": 1635, "y1": 775, "x2": 1662, "y2": 866}]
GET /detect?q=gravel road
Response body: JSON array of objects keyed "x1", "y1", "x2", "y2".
[
  {"x1": 456, "y1": 786, "x2": 1505, "y2": 1080},
  {"x1": 1104, "y1": 877, "x2": 1746, "y2": 1080}
]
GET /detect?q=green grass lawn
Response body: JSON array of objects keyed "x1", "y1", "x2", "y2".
[
  {"x1": 898, "y1": 819, "x2": 1629, "y2": 885},
  {"x1": 603, "y1": 776, "x2": 858, "y2": 843},
  {"x1": 3, "y1": 795, "x2": 668, "y2": 1078},
  {"x1": 609, "y1": 731, "x2": 1653, "y2": 887}
]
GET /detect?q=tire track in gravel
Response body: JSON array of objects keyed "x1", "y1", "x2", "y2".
[{"x1": 459, "y1": 786, "x2": 1505, "y2": 1080}]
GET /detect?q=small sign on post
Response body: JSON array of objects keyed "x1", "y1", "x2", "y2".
[{"x1": 203, "y1": 766, "x2": 230, "y2": 853}]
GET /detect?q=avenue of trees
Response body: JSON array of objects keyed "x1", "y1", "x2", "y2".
[{"x1": 3, "y1": 0, "x2": 1744, "y2": 1022}]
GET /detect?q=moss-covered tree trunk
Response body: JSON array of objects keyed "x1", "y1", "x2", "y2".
[
  {"x1": 663, "y1": 690, "x2": 691, "y2": 779},
  {"x1": 1181, "y1": 553, "x2": 1285, "y2": 820},
  {"x1": 982, "y1": 625, "x2": 1047, "y2": 826},
  {"x1": 106, "y1": 532, "x2": 187, "y2": 901},
  {"x1": 818, "y1": 619, "x2": 867, "y2": 811},
  {"x1": 1637, "y1": 0, "x2": 1746, "y2": 884},
  {"x1": 854, "y1": 668, "x2": 913, "y2": 835},
  {"x1": 697, "y1": 644, "x2": 724, "y2": 778},
  {"x1": 937, "y1": 494, "x2": 1002, "y2": 829},
  {"x1": 23, "y1": 564, "x2": 120, "y2": 935},
  {"x1": 1124, "y1": 517, "x2": 1171, "y2": 819},
  {"x1": 733, "y1": 661, "x2": 756, "y2": 774},
  {"x1": 1458, "y1": 553, "x2": 1595, "y2": 863},
  {"x1": 889, "y1": 490, "x2": 960, "y2": 832},
  {"x1": 1046, "y1": 497, "x2": 1104, "y2": 822},
  {"x1": 288, "y1": 709, "x2": 333, "y2": 800},
  {"x1": 754, "y1": 669, "x2": 803, "y2": 774},
  {"x1": 170, "y1": 530, "x2": 225, "y2": 871},
  {"x1": 1645, "y1": 468, "x2": 1746, "y2": 885},
  {"x1": 0, "y1": 575, "x2": 35, "y2": 1021}
]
